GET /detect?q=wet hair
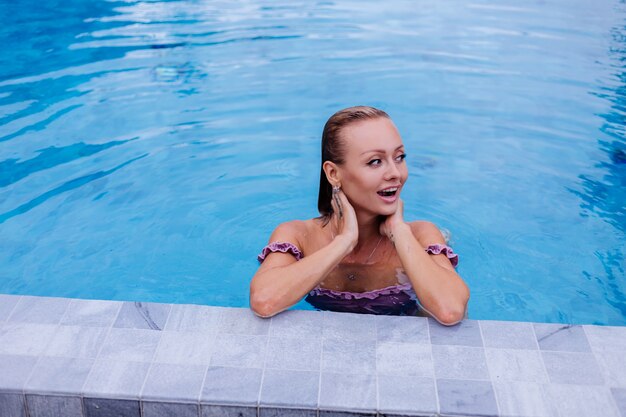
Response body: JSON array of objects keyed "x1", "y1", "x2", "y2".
[{"x1": 316, "y1": 105, "x2": 391, "y2": 225}]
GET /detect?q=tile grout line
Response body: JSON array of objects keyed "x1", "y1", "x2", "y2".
[
  {"x1": 80, "y1": 300, "x2": 123, "y2": 400},
  {"x1": 3, "y1": 295, "x2": 23, "y2": 323},
  {"x1": 477, "y1": 320, "x2": 500, "y2": 417},
  {"x1": 317, "y1": 312, "x2": 325, "y2": 415},
  {"x1": 425, "y1": 319, "x2": 440, "y2": 416},
  {"x1": 257, "y1": 313, "x2": 273, "y2": 416}
]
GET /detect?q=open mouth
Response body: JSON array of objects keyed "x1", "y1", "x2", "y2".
[{"x1": 377, "y1": 186, "x2": 399, "y2": 197}]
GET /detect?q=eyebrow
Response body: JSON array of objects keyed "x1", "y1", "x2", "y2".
[{"x1": 360, "y1": 145, "x2": 405, "y2": 156}]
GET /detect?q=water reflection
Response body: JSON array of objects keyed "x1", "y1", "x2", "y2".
[{"x1": 572, "y1": 12, "x2": 626, "y2": 321}]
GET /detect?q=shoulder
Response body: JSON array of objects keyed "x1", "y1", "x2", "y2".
[
  {"x1": 408, "y1": 220, "x2": 447, "y2": 246},
  {"x1": 270, "y1": 219, "x2": 316, "y2": 250}
]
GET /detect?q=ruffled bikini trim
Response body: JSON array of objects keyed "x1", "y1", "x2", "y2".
[
  {"x1": 257, "y1": 241, "x2": 303, "y2": 262},
  {"x1": 308, "y1": 282, "x2": 414, "y2": 300},
  {"x1": 425, "y1": 243, "x2": 459, "y2": 268}
]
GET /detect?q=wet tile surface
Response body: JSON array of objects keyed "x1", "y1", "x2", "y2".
[
  {"x1": 0, "y1": 295, "x2": 20, "y2": 321},
  {"x1": 378, "y1": 375, "x2": 437, "y2": 415},
  {"x1": 260, "y1": 369, "x2": 319, "y2": 408},
  {"x1": 142, "y1": 363, "x2": 207, "y2": 402},
  {"x1": 142, "y1": 401, "x2": 199, "y2": 417},
  {"x1": 429, "y1": 318, "x2": 483, "y2": 347},
  {"x1": 25, "y1": 357, "x2": 94, "y2": 395},
  {"x1": 26, "y1": 394, "x2": 83, "y2": 417},
  {"x1": 60, "y1": 299, "x2": 121, "y2": 327},
  {"x1": 200, "y1": 366, "x2": 262, "y2": 406},
  {"x1": 480, "y1": 320, "x2": 538, "y2": 350},
  {"x1": 437, "y1": 378, "x2": 498, "y2": 417},
  {"x1": 7, "y1": 296, "x2": 70, "y2": 324},
  {"x1": 319, "y1": 372, "x2": 377, "y2": 412},
  {"x1": 534, "y1": 323, "x2": 591, "y2": 352},
  {"x1": 113, "y1": 302, "x2": 171, "y2": 330},
  {"x1": 1, "y1": 296, "x2": 625, "y2": 417},
  {"x1": 0, "y1": 393, "x2": 25, "y2": 417}
]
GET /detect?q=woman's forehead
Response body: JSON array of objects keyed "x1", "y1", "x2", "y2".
[{"x1": 341, "y1": 118, "x2": 403, "y2": 153}]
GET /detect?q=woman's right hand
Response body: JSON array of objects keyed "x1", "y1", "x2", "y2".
[{"x1": 330, "y1": 188, "x2": 359, "y2": 251}]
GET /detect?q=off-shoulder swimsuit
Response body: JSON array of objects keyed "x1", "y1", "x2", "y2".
[{"x1": 257, "y1": 241, "x2": 459, "y2": 316}]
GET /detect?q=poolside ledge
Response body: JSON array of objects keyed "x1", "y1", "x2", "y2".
[{"x1": 0, "y1": 294, "x2": 625, "y2": 417}]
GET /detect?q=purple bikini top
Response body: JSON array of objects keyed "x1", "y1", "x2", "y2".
[{"x1": 257, "y1": 240, "x2": 459, "y2": 303}]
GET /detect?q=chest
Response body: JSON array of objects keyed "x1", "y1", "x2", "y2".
[{"x1": 319, "y1": 261, "x2": 408, "y2": 293}]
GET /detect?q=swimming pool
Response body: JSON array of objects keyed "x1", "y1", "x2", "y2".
[{"x1": 0, "y1": 0, "x2": 624, "y2": 325}]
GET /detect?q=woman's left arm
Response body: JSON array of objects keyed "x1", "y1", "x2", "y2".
[{"x1": 380, "y1": 200, "x2": 470, "y2": 325}]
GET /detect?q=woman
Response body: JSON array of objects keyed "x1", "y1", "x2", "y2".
[{"x1": 249, "y1": 106, "x2": 469, "y2": 325}]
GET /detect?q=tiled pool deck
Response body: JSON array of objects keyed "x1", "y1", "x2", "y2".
[{"x1": 0, "y1": 294, "x2": 625, "y2": 417}]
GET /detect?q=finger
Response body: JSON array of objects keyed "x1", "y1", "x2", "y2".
[{"x1": 330, "y1": 190, "x2": 342, "y2": 219}]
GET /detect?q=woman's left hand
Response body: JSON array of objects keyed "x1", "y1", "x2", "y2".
[{"x1": 379, "y1": 198, "x2": 407, "y2": 243}]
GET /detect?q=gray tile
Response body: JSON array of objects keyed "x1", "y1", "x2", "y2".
[
  {"x1": 259, "y1": 408, "x2": 317, "y2": 417},
  {"x1": 542, "y1": 351, "x2": 604, "y2": 385},
  {"x1": 0, "y1": 323, "x2": 58, "y2": 355},
  {"x1": 218, "y1": 307, "x2": 271, "y2": 335},
  {"x1": 113, "y1": 302, "x2": 171, "y2": 330},
  {"x1": 432, "y1": 345, "x2": 489, "y2": 380},
  {"x1": 493, "y1": 381, "x2": 556, "y2": 417},
  {"x1": 319, "y1": 412, "x2": 376, "y2": 417},
  {"x1": 0, "y1": 354, "x2": 39, "y2": 392},
  {"x1": 269, "y1": 309, "x2": 323, "y2": 338},
  {"x1": 260, "y1": 369, "x2": 319, "y2": 408},
  {"x1": 376, "y1": 342, "x2": 434, "y2": 377},
  {"x1": 165, "y1": 304, "x2": 223, "y2": 332},
  {"x1": 319, "y1": 372, "x2": 376, "y2": 412},
  {"x1": 98, "y1": 328, "x2": 162, "y2": 362},
  {"x1": 82, "y1": 360, "x2": 151, "y2": 399},
  {"x1": 598, "y1": 352, "x2": 626, "y2": 387},
  {"x1": 429, "y1": 318, "x2": 483, "y2": 347},
  {"x1": 584, "y1": 325, "x2": 626, "y2": 353},
  {"x1": 43, "y1": 325, "x2": 107, "y2": 358},
  {"x1": 437, "y1": 379, "x2": 498, "y2": 417},
  {"x1": 321, "y1": 337, "x2": 376, "y2": 374},
  {"x1": 143, "y1": 401, "x2": 199, "y2": 417},
  {"x1": 200, "y1": 366, "x2": 263, "y2": 406},
  {"x1": 7, "y1": 296, "x2": 70, "y2": 324},
  {"x1": 611, "y1": 388, "x2": 626, "y2": 417},
  {"x1": 378, "y1": 375, "x2": 437, "y2": 415},
  {"x1": 153, "y1": 331, "x2": 215, "y2": 365},
  {"x1": 534, "y1": 323, "x2": 591, "y2": 352},
  {"x1": 26, "y1": 395, "x2": 82, "y2": 417},
  {"x1": 480, "y1": 320, "x2": 538, "y2": 350},
  {"x1": 25, "y1": 357, "x2": 93, "y2": 395},
  {"x1": 84, "y1": 398, "x2": 141, "y2": 417},
  {"x1": 210, "y1": 334, "x2": 267, "y2": 368},
  {"x1": 545, "y1": 384, "x2": 619, "y2": 417},
  {"x1": 0, "y1": 295, "x2": 21, "y2": 321},
  {"x1": 60, "y1": 299, "x2": 122, "y2": 327},
  {"x1": 265, "y1": 335, "x2": 321, "y2": 371},
  {"x1": 376, "y1": 315, "x2": 429, "y2": 344},
  {"x1": 485, "y1": 348, "x2": 548, "y2": 383},
  {"x1": 0, "y1": 393, "x2": 26, "y2": 417},
  {"x1": 201, "y1": 405, "x2": 257, "y2": 417},
  {"x1": 322, "y1": 311, "x2": 377, "y2": 341},
  {"x1": 142, "y1": 363, "x2": 207, "y2": 402}
]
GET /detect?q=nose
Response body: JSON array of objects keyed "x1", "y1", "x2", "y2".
[{"x1": 384, "y1": 158, "x2": 401, "y2": 180}]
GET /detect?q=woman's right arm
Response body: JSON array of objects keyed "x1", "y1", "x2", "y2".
[
  {"x1": 249, "y1": 221, "x2": 352, "y2": 318},
  {"x1": 249, "y1": 189, "x2": 358, "y2": 318}
]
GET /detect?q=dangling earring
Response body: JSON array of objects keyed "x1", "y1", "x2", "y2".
[{"x1": 332, "y1": 185, "x2": 340, "y2": 194}]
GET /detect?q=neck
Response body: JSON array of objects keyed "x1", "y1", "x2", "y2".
[{"x1": 353, "y1": 210, "x2": 382, "y2": 253}]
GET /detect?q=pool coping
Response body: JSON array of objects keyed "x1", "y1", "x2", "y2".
[{"x1": 0, "y1": 294, "x2": 625, "y2": 417}]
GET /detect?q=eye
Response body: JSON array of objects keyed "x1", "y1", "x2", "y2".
[
  {"x1": 396, "y1": 153, "x2": 407, "y2": 162},
  {"x1": 367, "y1": 158, "x2": 382, "y2": 166}
]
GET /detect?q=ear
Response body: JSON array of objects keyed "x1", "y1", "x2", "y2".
[{"x1": 322, "y1": 161, "x2": 342, "y2": 187}]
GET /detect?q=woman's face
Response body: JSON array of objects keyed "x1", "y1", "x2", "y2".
[{"x1": 336, "y1": 117, "x2": 408, "y2": 217}]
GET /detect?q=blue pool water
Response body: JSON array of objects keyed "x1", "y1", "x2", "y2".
[{"x1": 0, "y1": 0, "x2": 624, "y2": 325}]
